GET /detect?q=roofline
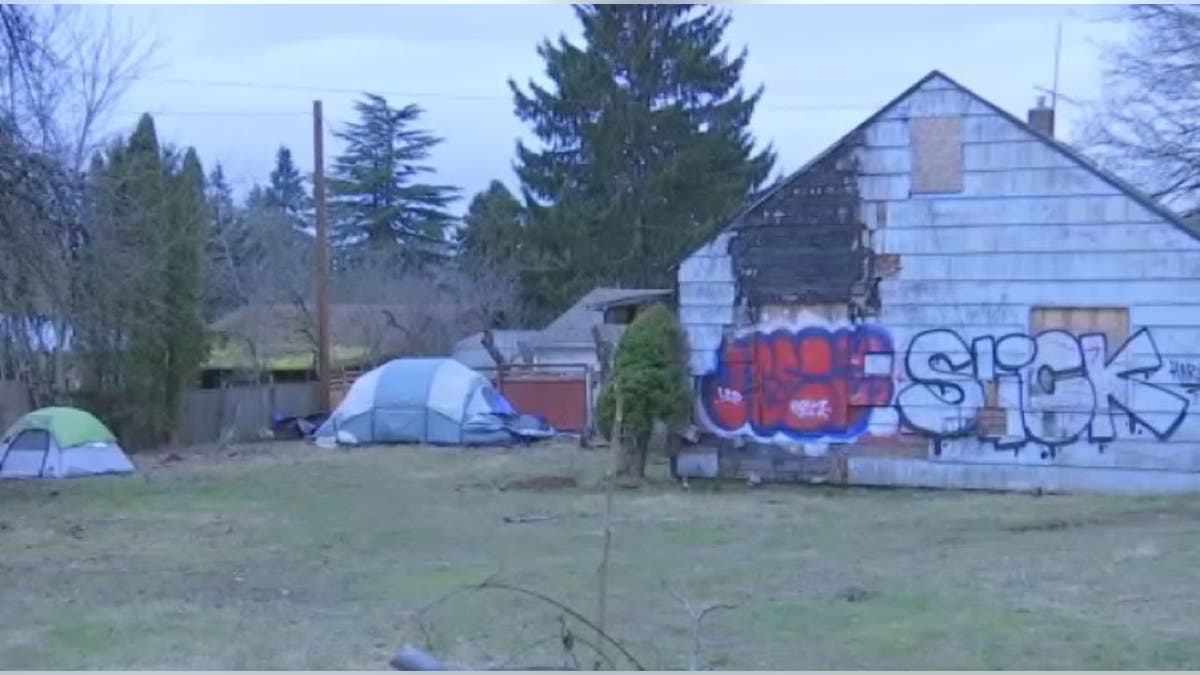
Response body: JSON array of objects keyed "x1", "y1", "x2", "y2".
[
  {"x1": 673, "y1": 69, "x2": 1199, "y2": 271},
  {"x1": 932, "y1": 70, "x2": 1200, "y2": 240},
  {"x1": 585, "y1": 289, "x2": 672, "y2": 310}
]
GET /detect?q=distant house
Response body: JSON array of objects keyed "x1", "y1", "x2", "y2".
[
  {"x1": 449, "y1": 287, "x2": 671, "y2": 435},
  {"x1": 527, "y1": 287, "x2": 672, "y2": 369},
  {"x1": 676, "y1": 70, "x2": 1200, "y2": 493},
  {"x1": 452, "y1": 287, "x2": 672, "y2": 373},
  {"x1": 451, "y1": 329, "x2": 540, "y2": 371},
  {"x1": 202, "y1": 302, "x2": 419, "y2": 387}
]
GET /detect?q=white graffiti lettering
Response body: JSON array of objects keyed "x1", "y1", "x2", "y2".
[
  {"x1": 896, "y1": 328, "x2": 1189, "y2": 455},
  {"x1": 789, "y1": 398, "x2": 832, "y2": 420},
  {"x1": 716, "y1": 386, "x2": 743, "y2": 404}
]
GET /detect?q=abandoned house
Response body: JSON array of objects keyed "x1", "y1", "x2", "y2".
[{"x1": 676, "y1": 70, "x2": 1200, "y2": 493}]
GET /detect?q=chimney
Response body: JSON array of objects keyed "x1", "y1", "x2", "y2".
[{"x1": 1028, "y1": 95, "x2": 1055, "y2": 138}]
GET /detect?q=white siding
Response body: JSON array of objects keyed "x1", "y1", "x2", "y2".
[
  {"x1": 860, "y1": 83, "x2": 1200, "y2": 476},
  {"x1": 678, "y1": 231, "x2": 736, "y2": 375},
  {"x1": 678, "y1": 72, "x2": 1200, "y2": 490}
]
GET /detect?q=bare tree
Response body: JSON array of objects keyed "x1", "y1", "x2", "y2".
[
  {"x1": 17, "y1": 6, "x2": 158, "y2": 171},
  {"x1": 1085, "y1": 5, "x2": 1200, "y2": 213},
  {"x1": 0, "y1": 6, "x2": 158, "y2": 409}
]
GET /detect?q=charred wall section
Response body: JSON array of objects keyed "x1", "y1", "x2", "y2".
[{"x1": 727, "y1": 138, "x2": 876, "y2": 318}]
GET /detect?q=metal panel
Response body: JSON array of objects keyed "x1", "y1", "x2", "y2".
[{"x1": 495, "y1": 376, "x2": 588, "y2": 433}]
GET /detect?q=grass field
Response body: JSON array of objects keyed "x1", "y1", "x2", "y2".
[{"x1": 3, "y1": 440, "x2": 1200, "y2": 669}]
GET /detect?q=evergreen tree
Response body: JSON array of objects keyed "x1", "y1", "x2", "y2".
[
  {"x1": 511, "y1": 4, "x2": 775, "y2": 318},
  {"x1": 595, "y1": 303, "x2": 691, "y2": 478},
  {"x1": 265, "y1": 145, "x2": 310, "y2": 225},
  {"x1": 457, "y1": 180, "x2": 525, "y2": 274},
  {"x1": 162, "y1": 147, "x2": 208, "y2": 441},
  {"x1": 78, "y1": 114, "x2": 208, "y2": 447},
  {"x1": 328, "y1": 94, "x2": 458, "y2": 264},
  {"x1": 205, "y1": 163, "x2": 260, "y2": 317}
]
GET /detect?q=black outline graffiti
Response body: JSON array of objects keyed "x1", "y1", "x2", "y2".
[
  {"x1": 1168, "y1": 359, "x2": 1200, "y2": 396},
  {"x1": 896, "y1": 327, "x2": 1190, "y2": 456}
]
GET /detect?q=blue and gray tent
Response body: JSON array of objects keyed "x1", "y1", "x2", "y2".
[{"x1": 314, "y1": 357, "x2": 553, "y2": 446}]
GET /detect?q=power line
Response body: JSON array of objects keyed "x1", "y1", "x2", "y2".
[
  {"x1": 144, "y1": 76, "x2": 506, "y2": 102},
  {"x1": 113, "y1": 109, "x2": 311, "y2": 118},
  {"x1": 141, "y1": 75, "x2": 879, "y2": 111}
]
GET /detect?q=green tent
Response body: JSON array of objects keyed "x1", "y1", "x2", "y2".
[{"x1": 1, "y1": 406, "x2": 133, "y2": 479}]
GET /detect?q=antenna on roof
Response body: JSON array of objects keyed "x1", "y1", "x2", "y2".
[{"x1": 1051, "y1": 23, "x2": 1062, "y2": 112}]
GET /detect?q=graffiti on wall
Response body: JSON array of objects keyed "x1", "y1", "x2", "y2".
[
  {"x1": 1168, "y1": 359, "x2": 1200, "y2": 396},
  {"x1": 698, "y1": 324, "x2": 895, "y2": 441},
  {"x1": 895, "y1": 328, "x2": 1190, "y2": 455}
]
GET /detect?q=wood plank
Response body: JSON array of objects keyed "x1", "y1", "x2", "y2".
[
  {"x1": 876, "y1": 222, "x2": 1194, "y2": 255},
  {"x1": 880, "y1": 278, "x2": 1200, "y2": 307},
  {"x1": 895, "y1": 251, "x2": 1200, "y2": 281},
  {"x1": 678, "y1": 254, "x2": 734, "y2": 283},
  {"x1": 887, "y1": 195, "x2": 1144, "y2": 227},
  {"x1": 963, "y1": 141, "x2": 1076, "y2": 170}
]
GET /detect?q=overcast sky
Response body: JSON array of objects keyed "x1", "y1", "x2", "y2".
[{"x1": 104, "y1": 4, "x2": 1127, "y2": 212}]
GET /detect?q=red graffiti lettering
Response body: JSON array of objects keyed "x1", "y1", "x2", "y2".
[{"x1": 700, "y1": 325, "x2": 894, "y2": 440}]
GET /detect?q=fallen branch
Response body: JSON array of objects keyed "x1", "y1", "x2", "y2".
[
  {"x1": 502, "y1": 513, "x2": 561, "y2": 524},
  {"x1": 664, "y1": 580, "x2": 737, "y2": 671},
  {"x1": 476, "y1": 578, "x2": 645, "y2": 671}
]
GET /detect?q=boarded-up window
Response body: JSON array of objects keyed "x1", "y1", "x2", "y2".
[
  {"x1": 1030, "y1": 307, "x2": 1130, "y2": 347},
  {"x1": 909, "y1": 116, "x2": 963, "y2": 193}
]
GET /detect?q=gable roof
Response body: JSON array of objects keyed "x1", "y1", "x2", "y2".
[
  {"x1": 535, "y1": 287, "x2": 670, "y2": 347},
  {"x1": 713, "y1": 69, "x2": 1200, "y2": 249}
]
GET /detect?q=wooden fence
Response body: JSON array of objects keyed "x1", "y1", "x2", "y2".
[{"x1": 180, "y1": 381, "x2": 318, "y2": 445}]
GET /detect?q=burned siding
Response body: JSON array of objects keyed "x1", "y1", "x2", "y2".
[{"x1": 727, "y1": 139, "x2": 876, "y2": 315}]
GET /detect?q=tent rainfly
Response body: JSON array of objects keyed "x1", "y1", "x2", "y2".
[
  {"x1": 0, "y1": 406, "x2": 134, "y2": 479},
  {"x1": 315, "y1": 357, "x2": 523, "y2": 446}
]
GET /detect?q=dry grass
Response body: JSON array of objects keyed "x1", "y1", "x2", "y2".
[{"x1": 2, "y1": 440, "x2": 1200, "y2": 669}]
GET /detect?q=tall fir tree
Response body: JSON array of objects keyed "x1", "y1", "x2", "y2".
[
  {"x1": 457, "y1": 180, "x2": 525, "y2": 274},
  {"x1": 328, "y1": 94, "x2": 458, "y2": 265},
  {"x1": 162, "y1": 147, "x2": 208, "y2": 441},
  {"x1": 78, "y1": 114, "x2": 208, "y2": 447},
  {"x1": 511, "y1": 4, "x2": 775, "y2": 319},
  {"x1": 205, "y1": 163, "x2": 261, "y2": 317},
  {"x1": 265, "y1": 145, "x2": 311, "y2": 226}
]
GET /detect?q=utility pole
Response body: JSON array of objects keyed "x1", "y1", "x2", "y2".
[{"x1": 313, "y1": 100, "x2": 332, "y2": 411}]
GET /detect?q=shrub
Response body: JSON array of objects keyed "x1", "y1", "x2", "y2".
[{"x1": 595, "y1": 303, "x2": 691, "y2": 477}]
